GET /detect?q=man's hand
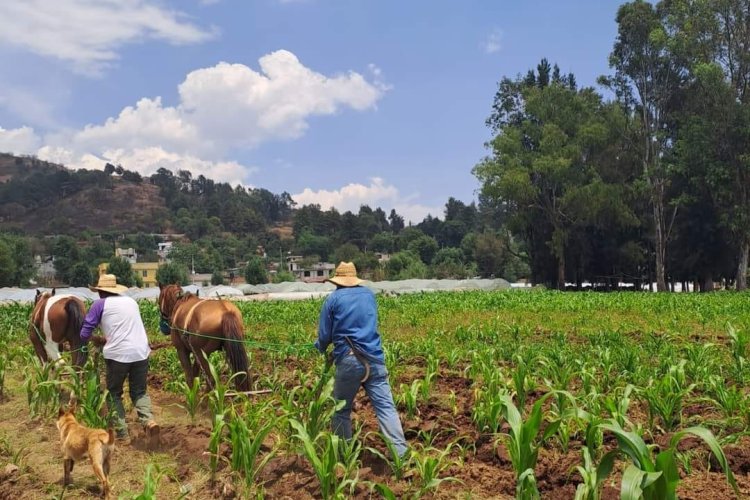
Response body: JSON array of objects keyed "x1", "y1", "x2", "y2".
[{"x1": 90, "y1": 336, "x2": 106, "y2": 347}]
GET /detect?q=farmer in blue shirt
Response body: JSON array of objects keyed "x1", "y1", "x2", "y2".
[{"x1": 316, "y1": 262, "x2": 408, "y2": 456}]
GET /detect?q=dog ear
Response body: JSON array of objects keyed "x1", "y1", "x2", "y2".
[
  {"x1": 58, "y1": 406, "x2": 65, "y2": 417},
  {"x1": 68, "y1": 393, "x2": 78, "y2": 412}
]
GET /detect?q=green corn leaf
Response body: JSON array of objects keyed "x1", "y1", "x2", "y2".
[
  {"x1": 600, "y1": 421, "x2": 654, "y2": 472},
  {"x1": 670, "y1": 427, "x2": 739, "y2": 497},
  {"x1": 596, "y1": 450, "x2": 617, "y2": 485},
  {"x1": 620, "y1": 465, "x2": 661, "y2": 500}
]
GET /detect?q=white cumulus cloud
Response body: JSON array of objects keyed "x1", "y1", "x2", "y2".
[
  {"x1": 0, "y1": 0, "x2": 215, "y2": 74},
  {"x1": 3, "y1": 50, "x2": 387, "y2": 187},
  {"x1": 0, "y1": 126, "x2": 41, "y2": 155},
  {"x1": 481, "y1": 28, "x2": 503, "y2": 54},
  {"x1": 293, "y1": 178, "x2": 442, "y2": 224}
]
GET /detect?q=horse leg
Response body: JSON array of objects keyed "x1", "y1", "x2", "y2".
[
  {"x1": 174, "y1": 340, "x2": 194, "y2": 387},
  {"x1": 194, "y1": 347, "x2": 215, "y2": 390},
  {"x1": 29, "y1": 329, "x2": 48, "y2": 364}
]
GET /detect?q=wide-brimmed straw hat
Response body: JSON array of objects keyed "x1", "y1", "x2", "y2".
[
  {"x1": 327, "y1": 262, "x2": 363, "y2": 287},
  {"x1": 89, "y1": 274, "x2": 128, "y2": 295}
]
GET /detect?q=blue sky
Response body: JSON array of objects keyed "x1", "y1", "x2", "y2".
[{"x1": 0, "y1": 0, "x2": 624, "y2": 223}]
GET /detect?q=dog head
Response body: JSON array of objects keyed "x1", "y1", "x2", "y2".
[{"x1": 56, "y1": 406, "x2": 77, "y2": 431}]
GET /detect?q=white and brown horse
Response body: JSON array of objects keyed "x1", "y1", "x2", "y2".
[
  {"x1": 29, "y1": 289, "x2": 87, "y2": 367},
  {"x1": 157, "y1": 284, "x2": 250, "y2": 391}
]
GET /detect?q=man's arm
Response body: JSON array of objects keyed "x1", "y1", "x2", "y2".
[
  {"x1": 315, "y1": 296, "x2": 334, "y2": 354},
  {"x1": 80, "y1": 299, "x2": 105, "y2": 344}
]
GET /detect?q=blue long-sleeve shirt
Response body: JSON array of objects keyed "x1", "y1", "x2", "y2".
[{"x1": 316, "y1": 286, "x2": 385, "y2": 365}]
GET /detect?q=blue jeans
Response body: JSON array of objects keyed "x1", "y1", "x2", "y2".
[{"x1": 333, "y1": 354, "x2": 408, "y2": 456}]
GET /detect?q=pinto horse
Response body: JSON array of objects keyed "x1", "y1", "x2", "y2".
[
  {"x1": 29, "y1": 289, "x2": 87, "y2": 367},
  {"x1": 157, "y1": 284, "x2": 250, "y2": 391}
]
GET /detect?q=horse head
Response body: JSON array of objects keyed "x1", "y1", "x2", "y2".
[
  {"x1": 34, "y1": 289, "x2": 53, "y2": 306},
  {"x1": 157, "y1": 284, "x2": 185, "y2": 320}
]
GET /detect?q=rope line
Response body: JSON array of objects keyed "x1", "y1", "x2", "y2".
[
  {"x1": 29, "y1": 321, "x2": 89, "y2": 355},
  {"x1": 164, "y1": 321, "x2": 317, "y2": 353}
]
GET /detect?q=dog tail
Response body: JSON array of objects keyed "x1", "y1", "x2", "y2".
[{"x1": 106, "y1": 428, "x2": 115, "y2": 445}]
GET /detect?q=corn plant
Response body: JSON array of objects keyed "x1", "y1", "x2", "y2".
[
  {"x1": 410, "y1": 444, "x2": 460, "y2": 498},
  {"x1": 207, "y1": 411, "x2": 227, "y2": 485},
  {"x1": 472, "y1": 384, "x2": 509, "y2": 434},
  {"x1": 397, "y1": 379, "x2": 421, "y2": 419},
  {"x1": 127, "y1": 463, "x2": 163, "y2": 500},
  {"x1": 206, "y1": 357, "x2": 242, "y2": 417},
  {"x1": 727, "y1": 324, "x2": 748, "y2": 384},
  {"x1": 176, "y1": 377, "x2": 203, "y2": 424},
  {"x1": 683, "y1": 343, "x2": 717, "y2": 388},
  {"x1": 226, "y1": 407, "x2": 276, "y2": 487},
  {"x1": 448, "y1": 390, "x2": 459, "y2": 417},
  {"x1": 289, "y1": 419, "x2": 360, "y2": 499},
  {"x1": 75, "y1": 365, "x2": 110, "y2": 429},
  {"x1": 573, "y1": 447, "x2": 615, "y2": 500},
  {"x1": 444, "y1": 348, "x2": 462, "y2": 370},
  {"x1": 598, "y1": 419, "x2": 738, "y2": 500},
  {"x1": 0, "y1": 353, "x2": 8, "y2": 400},
  {"x1": 707, "y1": 375, "x2": 744, "y2": 423},
  {"x1": 641, "y1": 362, "x2": 694, "y2": 431},
  {"x1": 511, "y1": 354, "x2": 535, "y2": 409},
  {"x1": 366, "y1": 432, "x2": 411, "y2": 480},
  {"x1": 494, "y1": 392, "x2": 575, "y2": 500},
  {"x1": 24, "y1": 357, "x2": 62, "y2": 418},
  {"x1": 603, "y1": 384, "x2": 635, "y2": 428}
]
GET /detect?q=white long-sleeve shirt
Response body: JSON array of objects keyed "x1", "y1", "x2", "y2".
[{"x1": 80, "y1": 296, "x2": 151, "y2": 363}]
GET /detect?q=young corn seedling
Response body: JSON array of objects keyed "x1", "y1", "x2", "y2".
[
  {"x1": 365, "y1": 432, "x2": 411, "y2": 480},
  {"x1": 24, "y1": 357, "x2": 62, "y2": 418},
  {"x1": 126, "y1": 463, "x2": 164, "y2": 500},
  {"x1": 177, "y1": 377, "x2": 203, "y2": 425},
  {"x1": 573, "y1": 447, "x2": 615, "y2": 500},
  {"x1": 727, "y1": 324, "x2": 748, "y2": 384},
  {"x1": 207, "y1": 411, "x2": 227, "y2": 485},
  {"x1": 410, "y1": 444, "x2": 460, "y2": 498},
  {"x1": 226, "y1": 407, "x2": 276, "y2": 487},
  {"x1": 397, "y1": 379, "x2": 422, "y2": 420},
  {"x1": 0, "y1": 353, "x2": 9, "y2": 400},
  {"x1": 707, "y1": 375, "x2": 744, "y2": 423},
  {"x1": 472, "y1": 383, "x2": 509, "y2": 434},
  {"x1": 511, "y1": 354, "x2": 535, "y2": 409},
  {"x1": 76, "y1": 365, "x2": 110, "y2": 429},
  {"x1": 289, "y1": 419, "x2": 360, "y2": 499},
  {"x1": 683, "y1": 343, "x2": 717, "y2": 389},
  {"x1": 448, "y1": 390, "x2": 459, "y2": 417},
  {"x1": 641, "y1": 362, "x2": 694, "y2": 432},
  {"x1": 598, "y1": 419, "x2": 738, "y2": 500},
  {"x1": 495, "y1": 392, "x2": 575, "y2": 500}
]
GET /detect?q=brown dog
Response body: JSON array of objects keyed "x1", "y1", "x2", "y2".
[{"x1": 56, "y1": 407, "x2": 115, "y2": 498}]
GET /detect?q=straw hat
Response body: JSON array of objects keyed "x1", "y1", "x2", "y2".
[
  {"x1": 327, "y1": 262, "x2": 363, "y2": 287},
  {"x1": 89, "y1": 274, "x2": 128, "y2": 295}
]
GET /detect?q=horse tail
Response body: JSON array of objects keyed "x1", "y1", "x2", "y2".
[
  {"x1": 65, "y1": 299, "x2": 86, "y2": 366},
  {"x1": 222, "y1": 311, "x2": 250, "y2": 391}
]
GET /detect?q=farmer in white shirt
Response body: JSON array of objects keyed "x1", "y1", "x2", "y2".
[{"x1": 80, "y1": 274, "x2": 159, "y2": 441}]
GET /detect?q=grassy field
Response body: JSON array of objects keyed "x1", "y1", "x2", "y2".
[{"x1": 1, "y1": 290, "x2": 749, "y2": 499}]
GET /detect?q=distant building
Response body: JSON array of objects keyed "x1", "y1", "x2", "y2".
[
  {"x1": 98, "y1": 261, "x2": 160, "y2": 288},
  {"x1": 157, "y1": 242, "x2": 173, "y2": 262},
  {"x1": 375, "y1": 252, "x2": 391, "y2": 263},
  {"x1": 115, "y1": 247, "x2": 137, "y2": 264},
  {"x1": 285, "y1": 256, "x2": 335, "y2": 282}
]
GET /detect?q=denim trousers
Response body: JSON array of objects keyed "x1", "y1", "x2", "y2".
[
  {"x1": 105, "y1": 358, "x2": 154, "y2": 436},
  {"x1": 333, "y1": 354, "x2": 408, "y2": 456}
]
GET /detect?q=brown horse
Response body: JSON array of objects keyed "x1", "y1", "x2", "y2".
[
  {"x1": 157, "y1": 284, "x2": 250, "y2": 391},
  {"x1": 29, "y1": 289, "x2": 87, "y2": 367}
]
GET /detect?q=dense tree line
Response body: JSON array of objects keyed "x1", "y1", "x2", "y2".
[
  {"x1": 287, "y1": 200, "x2": 528, "y2": 281},
  {"x1": 475, "y1": 0, "x2": 750, "y2": 291}
]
